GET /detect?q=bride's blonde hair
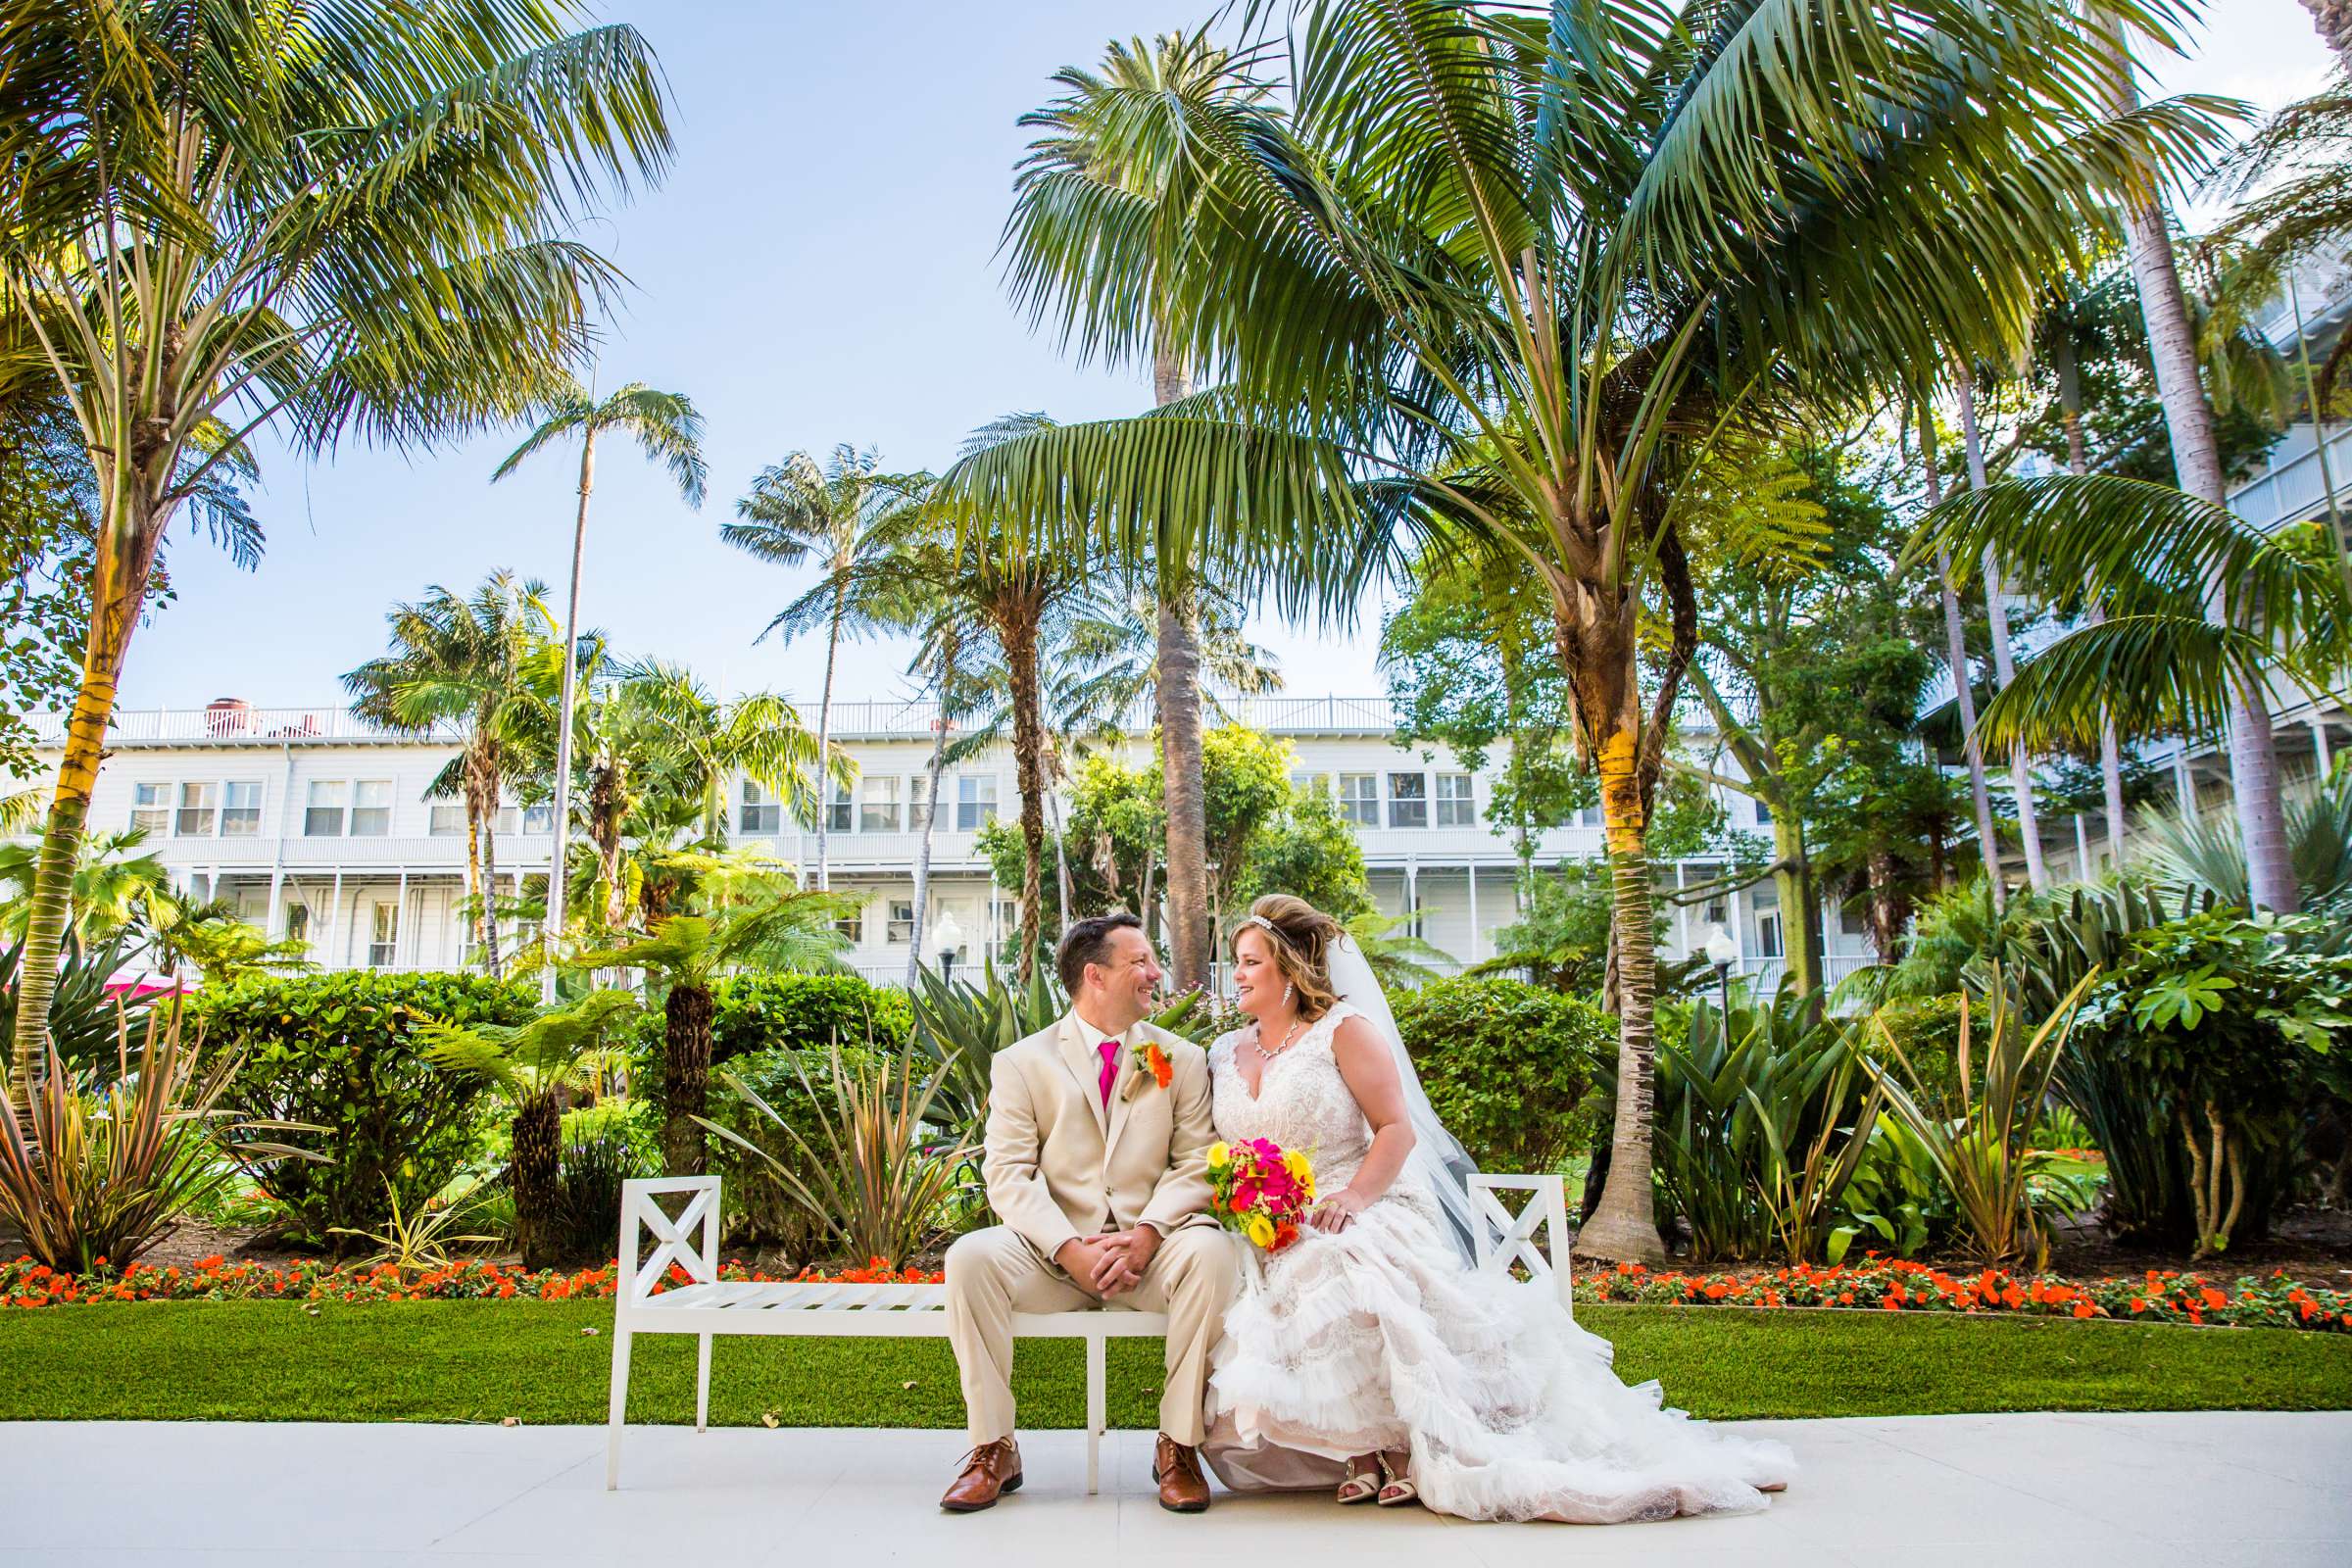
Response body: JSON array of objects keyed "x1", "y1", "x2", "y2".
[{"x1": 1231, "y1": 894, "x2": 1345, "y2": 1017}]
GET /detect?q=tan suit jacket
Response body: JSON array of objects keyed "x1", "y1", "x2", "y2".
[{"x1": 981, "y1": 1010, "x2": 1217, "y2": 1265}]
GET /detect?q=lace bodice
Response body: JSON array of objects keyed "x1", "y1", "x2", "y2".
[{"x1": 1210, "y1": 1002, "x2": 1379, "y2": 1194}]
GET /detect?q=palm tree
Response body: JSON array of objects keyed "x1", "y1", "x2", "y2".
[
  {"x1": 0, "y1": 2, "x2": 671, "y2": 1078},
  {"x1": 935, "y1": 415, "x2": 1102, "y2": 982},
  {"x1": 574, "y1": 886, "x2": 848, "y2": 1175},
  {"x1": 1003, "y1": 28, "x2": 1271, "y2": 995},
  {"x1": 2300, "y1": 3, "x2": 2352, "y2": 68},
  {"x1": 723, "y1": 446, "x2": 925, "y2": 890},
  {"x1": 494, "y1": 381, "x2": 708, "y2": 991},
  {"x1": 936, "y1": 0, "x2": 2223, "y2": 1261},
  {"x1": 417, "y1": 989, "x2": 640, "y2": 1269},
  {"x1": 1054, "y1": 576, "x2": 1283, "y2": 744},
  {"x1": 1916, "y1": 411, "x2": 2009, "y2": 906},
  {"x1": 343, "y1": 574, "x2": 557, "y2": 974},
  {"x1": 0, "y1": 828, "x2": 172, "y2": 946},
  {"x1": 2094, "y1": 13, "x2": 2298, "y2": 912}
]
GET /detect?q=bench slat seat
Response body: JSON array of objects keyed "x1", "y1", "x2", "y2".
[{"x1": 605, "y1": 1172, "x2": 1568, "y2": 1495}]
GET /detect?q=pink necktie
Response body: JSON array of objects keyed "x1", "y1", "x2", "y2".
[{"x1": 1097, "y1": 1041, "x2": 1120, "y2": 1108}]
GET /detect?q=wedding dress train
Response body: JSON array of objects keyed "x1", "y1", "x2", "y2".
[{"x1": 1200, "y1": 1002, "x2": 1796, "y2": 1523}]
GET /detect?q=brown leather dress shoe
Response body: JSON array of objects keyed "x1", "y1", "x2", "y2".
[
  {"x1": 1152, "y1": 1434, "x2": 1211, "y2": 1513},
  {"x1": 941, "y1": 1438, "x2": 1022, "y2": 1512}
]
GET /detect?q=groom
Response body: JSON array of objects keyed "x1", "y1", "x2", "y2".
[{"x1": 941, "y1": 912, "x2": 1238, "y2": 1514}]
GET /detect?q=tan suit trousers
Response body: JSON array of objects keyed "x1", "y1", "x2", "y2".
[{"x1": 944, "y1": 1223, "x2": 1239, "y2": 1446}]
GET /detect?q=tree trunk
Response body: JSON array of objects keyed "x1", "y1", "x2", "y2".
[
  {"x1": 2101, "y1": 15, "x2": 2299, "y2": 913},
  {"x1": 1956, "y1": 373, "x2": 2050, "y2": 891},
  {"x1": 1923, "y1": 418, "x2": 2006, "y2": 909},
  {"x1": 2057, "y1": 340, "x2": 2132, "y2": 867},
  {"x1": 812, "y1": 580, "x2": 843, "y2": 891},
  {"x1": 662, "y1": 981, "x2": 713, "y2": 1175},
  {"x1": 469, "y1": 751, "x2": 505, "y2": 975},
  {"x1": 2300, "y1": 0, "x2": 2352, "y2": 68},
  {"x1": 12, "y1": 492, "x2": 156, "y2": 1084},
  {"x1": 1562, "y1": 594, "x2": 1667, "y2": 1266},
  {"x1": 543, "y1": 428, "x2": 597, "y2": 1000},
  {"x1": 1769, "y1": 815, "x2": 1820, "y2": 996},
  {"x1": 1866, "y1": 848, "x2": 1902, "y2": 961},
  {"x1": 462, "y1": 768, "x2": 488, "y2": 974},
  {"x1": 511, "y1": 1092, "x2": 564, "y2": 1271},
  {"x1": 590, "y1": 754, "x2": 629, "y2": 929},
  {"x1": 1153, "y1": 349, "x2": 1214, "y2": 995},
  {"x1": 1004, "y1": 611, "x2": 1049, "y2": 982},
  {"x1": 907, "y1": 659, "x2": 955, "y2": 990}
]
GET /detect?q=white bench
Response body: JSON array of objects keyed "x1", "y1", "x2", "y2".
[{"x1": 606, "y1": 1170, "x2": 1571, "y2": 1494}]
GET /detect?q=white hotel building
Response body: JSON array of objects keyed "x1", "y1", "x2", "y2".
[{"x1": 13, "y1": 695, "x2": 1888, "y2": 993}]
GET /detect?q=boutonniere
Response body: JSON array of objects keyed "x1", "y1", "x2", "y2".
[{"x1": 1125, "y1": 1038, "x2": 1173, "y2": 1097}]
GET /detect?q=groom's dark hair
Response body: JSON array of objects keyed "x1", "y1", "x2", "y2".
[{"x1": 1057, "y1": 911, "x2": 1145, "y2": 996}]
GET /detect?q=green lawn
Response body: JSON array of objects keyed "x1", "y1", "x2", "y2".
[{"x1": 5, "y1": 1302, "x2": 2348, "y2": 1426}]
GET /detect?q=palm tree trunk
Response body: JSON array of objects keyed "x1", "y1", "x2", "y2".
[
  {"x1": 13, "y1": 490, "x2": 156, "y2": 1083},
  {"x1": 2100, "y1": 15, "x2": 2299, "y2": 914},
  {"x1": 812, "y1": 580, "x2": 843, "y2": 892},
  {"x1": 2300, "y1": 0, "x2": 2352, "y2": 67},
  {"x1": 543, "y1": 428, "x2": 598, "y2": 999},
  {"x1": 511, "y1": 1092, "x2": 564, "y2": 1271},
  {"x1": 662, "y1": 981, "x2": 713, "y2": 1175},
  {"x1": 479, "y1": 761, "x2": 505, "y2": 977},
  {"x1": 1924, "y1": 417, "x2": 2007, "y2": 909},
  {"x1": 1004, "y1": 609, "x2": 1050, "y2": 982},
  {"x1": 907, "y1": 658, "x2": 955, "y2": 990},
  {"x1": 1153, "y1": 349, "x2": 1214, "y2": 995},
  {"x1": 465, "y1": 758, "x2": 497, "y2": 974},
  {"x1": 2056, "y1": 342, "x2": 2133, "y2": 867},
  {"x1": 1956, "y1": 373, "x2": 2051, "y2": 892},
  {"x1": 1563, "y1": 596, "x2": 1667, "y2": 1266}
]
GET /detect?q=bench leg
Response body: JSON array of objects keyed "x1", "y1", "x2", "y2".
[
  {"x1": 1085, "y1": 1332, "x2": 1106, "y2": 1496},
  {"x1": 695, "y1": 1333, "x2": 713, "y2": 1434},
  {"x1": 606, "y1": 1323, "x2": 633, "y2": 1491}
]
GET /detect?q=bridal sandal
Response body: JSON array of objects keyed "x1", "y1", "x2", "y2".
[
  {"x1": 1337, "y1": 1455, "x2": 1382, "y2": 1504},
  {"x1": 1375, "y1": 1450, "x2": 1420, "y2": 1508}
]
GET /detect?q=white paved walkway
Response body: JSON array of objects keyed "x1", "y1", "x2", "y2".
[{"x1": 3, "y1": 1413, "x2": 2346, "y2": 1564}]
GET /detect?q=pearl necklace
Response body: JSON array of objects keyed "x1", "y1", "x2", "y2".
[{"x1": 1250, "y1": 1015, "x2": 1307, "y2": 1063}]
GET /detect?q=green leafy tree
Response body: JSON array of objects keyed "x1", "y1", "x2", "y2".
[
  {"x1": 936, "y1": 0, "x2": 2217, "y2": 1260},
  {"x1": 723, "y1": 445, "x2": 928, "y2": 889},
  {"x1": 3, "y1": 1, "x2": 672, "y2": 1076},
  {"x1": 494, "y1": 381, "x2": 708, "y2": 986},
  {"x1": 344, "y1": 573, "x2": 557, "y2": 974}
]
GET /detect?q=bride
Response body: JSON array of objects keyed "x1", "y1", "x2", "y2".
[{"x1": 1200, "y1": 894, "x2": 1795, "y2": 1523}]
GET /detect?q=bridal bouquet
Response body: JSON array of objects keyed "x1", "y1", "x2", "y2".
[{"x1": 1205, "y1": 1139, "x2": 1314, "y2": 1252}]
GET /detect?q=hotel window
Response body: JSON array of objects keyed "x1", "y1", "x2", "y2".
[
  {"x1": 1337, "y1": 773, "x2": 1379, "y2": 826},
  {"x1": 350, "y1": 779, "x2": 393, "y2": 837},
  {"x1": 284, "y1": 904, "x2": 311, "y2": 946},
  {"x1": 1574, "y1": 803, "x2": 1604, "y2": 828},
  {"x1": 131, "y1": 782, "x2": 171, "y2": 836},
  {"x1": 368, "y1": 901, "x2": 399, "y2": 968},
  {"x1": 1756, "y1": 909, "x2": 1785, "y2": 959},
  {"x1": 175, "y1": 781, "x2": 218, "y2": 837},
  {"x1": 740, "y1": 779, "x2": 780, "y2": 835},
  {"x1": 304, "y1": 780, "x2": 348, "y2": 837},
  {"x1": 1435, "y1": 772, "x2": 1475, "y2": 826},
  {"x1": 492, "y1": 803, "x2": 520, "y2": 835},
  {"x1": 887, "y1": 900, "x2": 916, "y2": 944},
  {"x1": 907, "y1": 775, "x2": 934, "y2": 830},
  {"x1": 1753, "y1": 796, "x2": 1774, "y2": 826},
  {"x1": 1838, "y1": 903, "x2": 1869, "y2": 938},
  {"x1": 1290, "y1": 770, "x2": 1332, "y2": 796},
  {"x1": 956, "y1": 774, "x2": 999, "y2": 831},
  {"x1": 521, "y1": 802, "x2": 554, "y2": 834},
  {"x1": 1387, "y1": 772, "x2": 1428, "y2": 829},
  {"x1": 220, "y1": 779, "x2": 263, "y2": 837},
  {"x1": 860, "y1": 775, "x2": 902, "y2": 833},
  {"x1": 836, "y1": 901, "x2": 865, "y2": 945},
  {"x1": 428, "y1": 801, "x2": 467, "y2": 836},
  {"x1": 825, "y1": 779, "x2": 854, "y2": 834}
]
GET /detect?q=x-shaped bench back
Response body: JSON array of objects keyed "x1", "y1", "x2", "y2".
[
  {"x1": 619, "y1": 1177, "x2": 721, "y2": 1304},
  {"x1": 1467, "y1": 1173, "x2": 1574, "y2": 1315}
]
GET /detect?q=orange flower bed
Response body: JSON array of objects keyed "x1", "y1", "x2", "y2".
[
  {"x1": 0, "y1": 1254, "x2": 942, "y2": 1309},
  {"x1": 1579, "y1": 1257, "x2": 2351, "y2": 1333}
]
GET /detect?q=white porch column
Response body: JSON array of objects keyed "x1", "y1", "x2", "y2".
[
  {"x1": 394, "y1": 869, "x2": 410, "y2": 968},
  {"x1": 2073, "y1": 813, "x2": 2091, "y2": 879},
  {"x1": 2314, "y1": 716, "x2": 2333, "y2": 779},
  {"x1": 1465, "y1": 862, "x2": 1479, "y2": 964},
  {"x1": 324, "y1": 869, "x2": 344, "y2": 969}
]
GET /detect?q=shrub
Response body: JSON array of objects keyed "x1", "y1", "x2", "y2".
[
  {"x1": 711, "y1": 972, "x2": 912, "y2": 1067},
  {"x1": 1393, "y1": 976, "x2": 1608, "y2": 1173},
  {"x1": 554, "y1": 1125, "x2": 652, "y2": 1260},
  {"x1": 190, "y1": 970, "x2": 532, "y2": 1250},
  {"x1": 706, "y1": 1040, "x2": 887, "y2": 1256},
  {"x1": 2070, "y1": 910, "x2": 2352, "y2": 1257}
]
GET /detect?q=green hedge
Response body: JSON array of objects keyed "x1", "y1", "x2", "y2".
[
  {"x1": 708, "y1": 1041, "x2": 888, "y2": 1258},
  {"x1": 710, "y1": 972, "x2": 911, "y2": 1066},
  {"x1": 1393, "y1": 975, "x2": 1609, "y2": 1173},
  {"x1": 191, "y1": 970, "x2": 535, "y2": 1249}
]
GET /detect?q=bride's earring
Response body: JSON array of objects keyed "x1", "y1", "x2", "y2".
[{"x1": 1282, "y1": 982, "x2": 1295, "y2": 1009}]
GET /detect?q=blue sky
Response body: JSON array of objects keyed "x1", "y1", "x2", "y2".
[{"x1": 115, "y1": 0, "x2": 2330, "y2": 716}]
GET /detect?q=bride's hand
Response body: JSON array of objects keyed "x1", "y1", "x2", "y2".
[{"x1": 1309, "y1": 1189, "x2": 1367, "y2": 1233}]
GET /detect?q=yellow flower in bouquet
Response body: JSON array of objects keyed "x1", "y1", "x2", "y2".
[
  {"x1": 1205, "y1": 1136, "x2": 1313, "y2": 1251},
  {"x1": 1245, "y1": 1213, "x2": 1276, "y2": 1248}
]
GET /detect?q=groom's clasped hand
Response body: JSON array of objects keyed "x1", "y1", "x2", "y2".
[{"x1": 939, "y1": 912, "x2": 1239, "y2": 1517}]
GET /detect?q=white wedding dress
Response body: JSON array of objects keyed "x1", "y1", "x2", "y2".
[{"x1": 1200, "y1": 1002, "x2": 1796, "y2": 1523}]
